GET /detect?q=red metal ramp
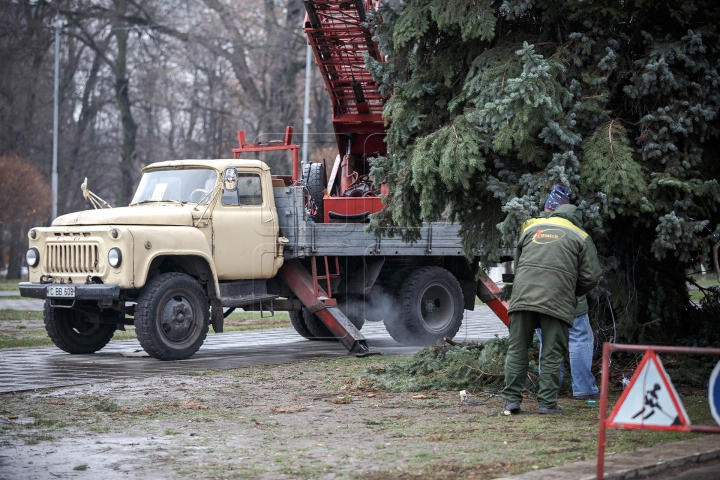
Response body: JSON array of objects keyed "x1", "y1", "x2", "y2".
[
  {"x1": 278, "y1": 259, "x2": 370, "y2": 355},
  {"x1": 303, "y1": 0, "x2": 386, "y2": 158},
  {"x1": 477, "y1": 275, "x2": 510, "y2": 326}
]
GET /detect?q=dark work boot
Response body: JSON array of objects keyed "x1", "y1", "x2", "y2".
[
  {"x1": 502, "y1": 401, "x2": 521, "y2": 416},
  {"x1": 538, "y1": 405, "x2": 564, "y2": 414}
]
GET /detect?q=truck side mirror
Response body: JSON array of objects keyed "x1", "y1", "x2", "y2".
[{"x1": 223, "y1": 167, "x2": 238, "y2": 192}]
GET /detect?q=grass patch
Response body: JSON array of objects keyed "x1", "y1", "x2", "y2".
[
  {"x1": 0, "y1": 310, "x2": 43, "y2": 321},
  {"x1": 220, "y1": 312, "x2": 292, "y2": 332},
  {"x1": 26, "y1": 417, "x2": 57, "y2": 428},
  {"x1": 0, "y1": 310, "x2": 50, "y2": 348},
  {"x1": 22, "y1": 434, "x2": 54, "y2": 445},
  {"x1": 112, "y1": 330, "x2": 138, "y2": 341},
  {"x1": 92, "y1": 399, "x2": 120, "y2": 412},
  {"x1": 690, "y1": 290, "x2": 705, "y2": 301},
  {"x1": 0, "y1": 280, "x2": 20, "y2": 291},
  {"x1": 688, "y1": 274, "x2": 718, "y2": 286},
  {"x1": 0, "y1": 336, "x2": 55, "y2": 349}
]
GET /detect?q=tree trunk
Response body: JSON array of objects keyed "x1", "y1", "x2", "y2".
[
  {"x1": 113, "y1": 0, "x2": 138, "y2": 206},
  {"x1": 0, "y1": 222, "x2": 4, "y2": 277},
  {"x1": 6, "y1": 223, "x2": 24, "y2": 279}
]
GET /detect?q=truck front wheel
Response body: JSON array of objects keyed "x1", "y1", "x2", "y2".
[
  {"x1": 135, "y1": 273, "x2": 210, "y2": 360},
  {"x1": 385, "y1": 267, "x2": 464, "y2": 345},
  {"x1": 43, "y1": 302, "x2": 117, "y2": 354}
]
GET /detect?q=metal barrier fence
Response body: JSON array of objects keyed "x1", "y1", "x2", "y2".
[{"x1": 597, "y1": 343, "x2": 720, "y2": 479}]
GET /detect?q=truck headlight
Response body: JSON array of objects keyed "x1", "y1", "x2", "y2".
[
  {"x1": 108, "y1": 248, "x2": 122, "y2": 268},
  {"x1": 26, "y1": 248, "x2": 39, "y2": 268}
]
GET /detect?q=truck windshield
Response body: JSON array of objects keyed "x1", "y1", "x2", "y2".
[{"x1": 130, "y1": 168, "x2": 218, "y2": 205}]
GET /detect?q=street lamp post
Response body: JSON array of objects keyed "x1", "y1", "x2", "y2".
[
  {"x1": 301, "y1": 43, "x2": 312, "y2": 169},
  {"x1": 51, "y1": 11, "x2": 60, "y2": 221}
]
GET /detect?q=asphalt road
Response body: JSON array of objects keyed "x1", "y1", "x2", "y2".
[{"x1": 0, "y1": 305, "x2": 508, "y2": 394}]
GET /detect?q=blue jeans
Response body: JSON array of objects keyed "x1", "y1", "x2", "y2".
[{"x1": 536, "y1": 313, "x2": 599, "y2": 397}]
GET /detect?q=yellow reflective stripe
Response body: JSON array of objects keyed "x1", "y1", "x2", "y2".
[{"x1": 521, "y1": 217, "x2": 588, "y2": 239}]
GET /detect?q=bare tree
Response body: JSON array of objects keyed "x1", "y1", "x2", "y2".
[
  {"x1": 0, "y1": 155, "x2": 51, "y2": 278},
  {"x1": 1, "y1": 0, "x2": 331, "y2": 222}
]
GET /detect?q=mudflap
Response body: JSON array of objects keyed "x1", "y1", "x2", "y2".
[
  {"x1": 278, "y1": 259, "x2": 371, "y2": 355},
  {"x1": 477, "y1": 275, "x2": 510, "y2": 327},
  {"x1": 210, "y1": 299, "x2": 224, "y2": 333}
]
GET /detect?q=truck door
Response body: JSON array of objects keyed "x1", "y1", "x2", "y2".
[{"x1": 212, "y1": 170, "x2": 278, "y2": 279}]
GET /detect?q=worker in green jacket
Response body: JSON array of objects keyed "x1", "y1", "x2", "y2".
[{"x1": 502, "y1": 186, "x2": 601, "y2": 415}]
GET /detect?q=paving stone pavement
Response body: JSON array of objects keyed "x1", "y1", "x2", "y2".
[
  {"x1": 500, "y1": 435, "x2": 720, "y2": 479},
  {"x1": 0, "y1": 306, "x2": 508, "y2": 394}
]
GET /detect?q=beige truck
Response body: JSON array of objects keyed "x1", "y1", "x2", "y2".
[{"x1": 20, "y1": 159, "x2": 494, "y2": 360}]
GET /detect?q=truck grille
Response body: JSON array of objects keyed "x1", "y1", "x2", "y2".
[{"x1": 44, "y1": 244, "x2": 100, "y2": 274}]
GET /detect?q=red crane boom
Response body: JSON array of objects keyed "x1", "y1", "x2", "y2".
[{"x1": 303, "y1": 0, "x2": 386, "y2": 159}]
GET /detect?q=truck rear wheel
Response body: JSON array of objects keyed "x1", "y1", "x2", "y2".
[
  {"x1": 43, "y1": 302, "x2": 117, "y2": 354},
  {"x1": 301, "y1": 307, "x2": 335, "y2": 341},
  {"x1": 290, "y1": 306, "x2": 364, "y2": 341},
  {"x1": 135, "y1": 273, "x2": 210, "y2": 360},
  {"x1": 337, "y1": 300, "x2": 367, "y2": 329},
  {"x1": 385, "y1": 267, "x2": 464, "y2": 345},
  {"x1": 289, "y1": 310, "x2": 315, "y2": 339}
]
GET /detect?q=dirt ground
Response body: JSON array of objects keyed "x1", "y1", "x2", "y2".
[{"x1": 0, "y1": 355, "x2": 711, "y2": 480}]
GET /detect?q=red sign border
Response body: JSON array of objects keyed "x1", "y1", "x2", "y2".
[
  {"x1": 606, "y1": 350, "x2": 690, "y2": 432},
  {"x1": 597, "y1": 343, "x2": 720, "y2": 480}
]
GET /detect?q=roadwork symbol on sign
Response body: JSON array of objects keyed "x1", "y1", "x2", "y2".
[{"x1": 608, "y1": 350, "x2": 690, "y2": 431}]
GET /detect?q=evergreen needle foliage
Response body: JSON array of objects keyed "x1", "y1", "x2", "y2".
[
  {"x1": 366, "y1": 0, "x2": 720, "y2": 346},
  {"x1": 361, "y1": 338, "x2": 539, "y2": 393}
]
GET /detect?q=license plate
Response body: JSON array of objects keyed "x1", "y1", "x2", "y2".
[{"x1": 47, "y1": 285, "x2": 75, "y2": 298}]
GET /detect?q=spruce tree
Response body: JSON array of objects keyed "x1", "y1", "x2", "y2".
[{"x1": 366, "y1": 0, "x2": 720, "y2": 345}]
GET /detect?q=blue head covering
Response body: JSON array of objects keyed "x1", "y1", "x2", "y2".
[{"x1": 544, "y1": 185, "x2": 570, "y2": 211}]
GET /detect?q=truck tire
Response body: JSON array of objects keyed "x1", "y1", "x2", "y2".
[
  {"x1": 387, "y1": 266, "x2": 415, "y2": 293},
  {"x1": 291, "y1": 307, "x2": 363, "y2": 340},
  {"x1": 305, "y1": 162, "x2": 326, "y2": 223},
  {"x1": 337, "y1": 300, "x2": 367, "y2": 329},
  {"x1": 385, "y1": 267, "x2": 464, "y2": 345},
  {"x1": 289, "y1": 310, "x2": 315, "y2": 339},
  {"x1": 43, "y1": 302, "x2": 117, "y2": 354},
  {"x1": 301, "y1": 307, "x2": 336, "y2": 341},
  {"x1": 135, "y1": 273, "x2": 210, "y2": 360}
]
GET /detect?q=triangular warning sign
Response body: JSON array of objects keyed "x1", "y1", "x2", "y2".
[{"x1": 608, "y1": 350, "x2": 690, "y2": 432}]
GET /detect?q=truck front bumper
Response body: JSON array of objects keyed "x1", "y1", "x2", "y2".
[{"x1": 19, "y1": 282, "x2": 120, "y2": 301}]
